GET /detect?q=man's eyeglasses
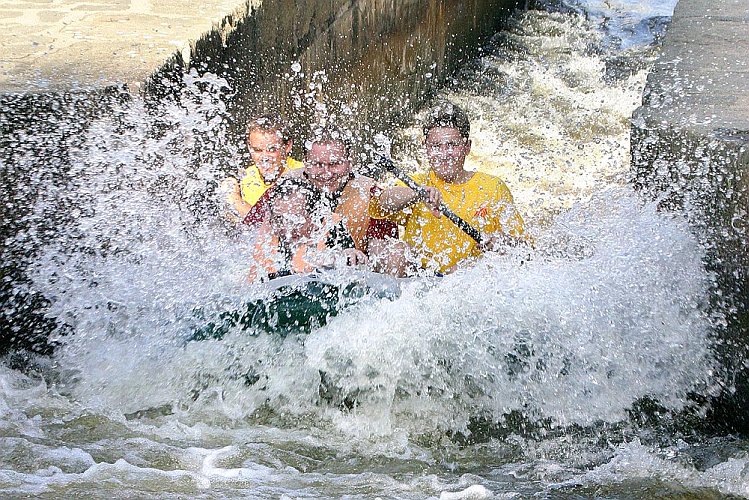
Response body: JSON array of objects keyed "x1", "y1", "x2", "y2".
[
  {"x1": 424, "y1": 140, "x2": 466, "y2": 152},
  {"x1": 305, "y1": 160, "x2": 350, "y2": 170}
]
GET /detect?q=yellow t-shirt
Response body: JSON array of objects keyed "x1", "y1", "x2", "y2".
[
  {"x1": 372, "y1": 170, "x2": 526, "y2": 273},
  {"x1": 239, "y1": 157, "x2": 304, "y2": 205}
]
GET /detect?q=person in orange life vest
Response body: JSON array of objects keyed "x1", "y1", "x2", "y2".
[
  {"x1": 247, "y1": 176, "x2": 368, "y2": 282},
  {"x1": 290, "y1": 127, "x2": 412, "y2": 277},
  {"x1": 219, "y1": 115, "x2": 303, "y2": 225},
  {"x1": 371, "y1": 102, "x2": 529, "y2": 274}
]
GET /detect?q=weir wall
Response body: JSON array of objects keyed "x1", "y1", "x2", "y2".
[
  {"x1": 630, "y1": 0, "x2": 749, "y2": 431},
  {"x1": 148, "y1": 0, "x2": 523, "y2": 148},
  {"x1": 0, "y1": 0, "x2": 520, "y2": 353}
]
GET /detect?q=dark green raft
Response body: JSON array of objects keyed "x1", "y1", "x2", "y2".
[{"x1": 190, "y1": 271, "x2": 403, "y2": 340}]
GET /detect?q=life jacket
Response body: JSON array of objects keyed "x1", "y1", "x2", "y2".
[
  {"x1": 239, "y1": 157, "x2": 304, "y2": 225},
  {"x1": 243, "y1": 188, "x2": 272, "y2": 225},
  {"x1": 287, "y1": 170, "x2": 398, "y2": 251}
]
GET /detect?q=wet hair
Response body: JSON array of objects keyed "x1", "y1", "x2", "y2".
[
  {"x1": 246, "y1": 114, "x2": 292, "y2": 143},
  {"x1": 422, "y1": 101, "x2": 470, "y2": 139},
  {"x1": 267, "y1": 176, "x2": 321, "y2": 215},
  {"x1": 304, "y1": 126, "x2": 354, "y2": 159}
]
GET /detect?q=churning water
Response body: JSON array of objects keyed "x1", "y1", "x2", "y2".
[{"x1": 3, "y1": 0, "x2": 749, "y2": 498}]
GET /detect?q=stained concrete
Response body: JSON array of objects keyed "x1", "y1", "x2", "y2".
[
  {"x1": 0, "y1": 0, "x2": 255, "y2": 93},
  {"x1": 144, "y1": 0, "x2": 523, "y2": 146},
  {"x1": 631, "y1": 0, "x2": 748, "y2": 300},
  {"x1": 2, "y1": 0, "x2": 521, "y2": 135},
  {"x1": 631, "y1": 0, "x2": 749, "y2": 432},
  {"x1": 632, "y1": 1, "x2": 749, "y2": 134}
]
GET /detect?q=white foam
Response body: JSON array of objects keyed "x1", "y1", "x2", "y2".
[
  {"x1": 440, "y1": 484, "x2": 493, "y2": 499},
  {"x1": 572, "y1": 439, "x2": 749, "y2": 498}
]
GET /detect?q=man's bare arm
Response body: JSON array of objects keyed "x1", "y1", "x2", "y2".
[
  {"x1": 376, "y1": 185, "x2": 443, "y2": 217},
  {"x1": 220, "y1": 177, "x2": 253, "y2": 218}
]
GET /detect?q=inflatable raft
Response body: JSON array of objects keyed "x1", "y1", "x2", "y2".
[{"x1": 190, "y1": 271, "x2": 404, "y2": 340}]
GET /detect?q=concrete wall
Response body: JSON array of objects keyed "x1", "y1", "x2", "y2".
[
  {"x1": 0, "y1": 0, "x2": 257, "y2": 93},
  {"x1": 146, "y1": 0, "x2": 521, "y2": 150},
  {"x1": 630, "y1": 0, "x2": 749, "y2": 431}
]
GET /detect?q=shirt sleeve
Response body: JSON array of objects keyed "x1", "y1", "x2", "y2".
[{"x1": 488, "y1": 181, "x2": 527, "y2": 239}]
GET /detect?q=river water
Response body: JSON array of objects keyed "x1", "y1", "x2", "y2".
[{"x1": 3, "y1": 0, "x2": 749, "y2": 498}]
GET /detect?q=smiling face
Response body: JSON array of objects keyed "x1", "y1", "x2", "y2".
[
  {"x1": 424, "y1": 127, "x2": 471, "y2": 182},
  {"x1": 247, "y1": 129, "x2": 292, "y2": 183},
  {"x1": 304, "y1": 141, "x2": 353, "y2": 194}
]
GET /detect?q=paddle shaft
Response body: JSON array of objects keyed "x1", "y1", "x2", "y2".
[{"x1": 376, "y1": 157, "x2": 483, "y2": 246}]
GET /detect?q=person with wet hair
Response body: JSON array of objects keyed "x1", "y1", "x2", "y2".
[
  {"x1": 247, "y1": 176, "x2": 368, "y2": 282},
  {"x1": 220, "y1": 114, "x2": 304, "y2": 225},
  {"x1": 285, "y1": 126, "x2": 412, "y2": 277},
  {"x1": 371, "y1": 101, "x2": 528, "y2": 274}
]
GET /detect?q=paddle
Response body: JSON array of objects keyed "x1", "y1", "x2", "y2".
[{"x1": 375, "y1": 156, "x2": 484, "y2": 246}]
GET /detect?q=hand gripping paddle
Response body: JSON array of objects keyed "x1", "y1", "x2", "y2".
[{"x1": 375, "y1": 156, "x2": 483, "y2": 246}]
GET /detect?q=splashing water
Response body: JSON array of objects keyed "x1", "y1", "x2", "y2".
[
  {"x1": 47, "y1": 188, "x2": 716, "y2": 430},
  {"x1": 3, "y1": 1, "x2": 746, "y2": 498}
]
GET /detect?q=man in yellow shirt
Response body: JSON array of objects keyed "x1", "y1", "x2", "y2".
[
  {"x1": 372, "y1": 102, "x2": 527, "y2": 274},
  {"x1": 220, "y1": 115, "x2": 303, "y2": 224}
]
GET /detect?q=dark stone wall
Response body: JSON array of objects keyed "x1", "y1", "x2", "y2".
[
  {"x1": 630, "y1": 0, "x2": 749, "y2": 433},
  {"x1": 147, "y1": 0, "x2": 521, "y2": 153}
]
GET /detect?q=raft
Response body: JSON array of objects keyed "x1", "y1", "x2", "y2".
[{"x1": 190, "y1": 271, "x2": 403, "y2": 340}]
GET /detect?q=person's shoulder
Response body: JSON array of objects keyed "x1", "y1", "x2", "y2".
[
  {"x1": 240, "y1": 164, "x2": 260, "y2": 179},
  {"x1": 240, "y1": 165, "x2": 263, "y2": 188},
  {"x1": 284, "y1": 167, "x2": 305, "y2": 180},
  {"x1": 348, "y1": 174, "x2": 378, "y2": 200},
  {"x1": 412, "y1": 171, "x2": 428, "y2": 184},
  {"x1": 286, "y1": 157, "x2": 304, "y2": 170},
  {"x1": 471, "y1": 170, "x2": 504, "y2": 183},
  {"x1": 471, "y1": 171, "x2": 510, "y2": 189},
  {"x1": 470, "y1": 171, "x2": 516, "y2": 203},
  {"x1": 351, "y1": 173, "x2": 375, "y2": 189}
]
